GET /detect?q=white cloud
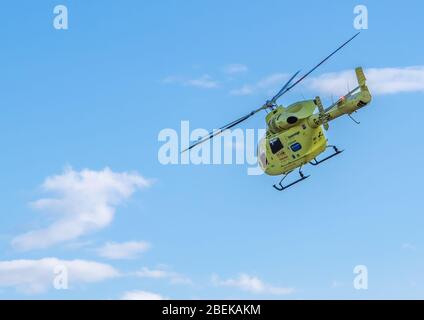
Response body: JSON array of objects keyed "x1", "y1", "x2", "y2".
[
  {"x1": 136, "y1": 267, "x2": 192, "y2": 285},
  {"x1": 186, "y1": 75, "x2": 219, "y2": 89},
  {"x1": 136, "y1": 267, "x2": 168, "y2": 278},
  {"x1": 121, "y1": 290, "x2": 166, "y2": 300},
  {"x1": 230, "y1": 73, "x2": 289, "y2": 96},
  {"x1": 163, "y1": 74, "x2": 219, "y2": 89},
  {"x1": 162, "y1": 75, "x2": 183, "y2": 84},
  {"x1": 402, "y1": 243, "x2": 416, "y2": 251},
  {"x1": 230, "y1": 66, "x2": 424, "y2": 98},
  {"x1": 307, "y1": 66, "x2": 424, "y2": 96},
  {"x1": 97, "y1": 241, "x2": 151, "y2": 259},
  {"x1": 211, "y1": 273, "x2": 294, "y2": 295},
  {"x1": 12, "y1": 167, "x2": 151, "y2": 251},
  {"x1": 224, "y1": 64, "x2": 248, "y2": 75},
  {"x1": 0, "y1": 258, "x2": 119, "y2": 294}
]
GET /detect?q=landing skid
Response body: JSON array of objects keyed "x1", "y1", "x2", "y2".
[
  {"x1": 309, "y1": 145, "x2": 343, "y2": 166},
  {"x1": 273, "y1": 168, "x2": 310, "y2": 191},
  {"x1": 272, "y1": 145, "x2": 344, "y2": 191}
]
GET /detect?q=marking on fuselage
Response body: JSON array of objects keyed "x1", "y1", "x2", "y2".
[{"x1": 288, "y1": 131, "x2": 300, "y2": 139}]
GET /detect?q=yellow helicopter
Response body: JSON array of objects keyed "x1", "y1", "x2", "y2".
[{"x1": 184, "y1": 32, "x2": 372, "y2": 191}]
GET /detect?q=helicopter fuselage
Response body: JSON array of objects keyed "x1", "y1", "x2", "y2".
[
  {"x1": 258, "y1": 67, "x2": 372, "y2": 176},
  {"x1": 258, "y1": 103, "x2": 327, "y2": 176},
  {"x1": 182, "y1": 31, "x2": 373, "y2": 190}
]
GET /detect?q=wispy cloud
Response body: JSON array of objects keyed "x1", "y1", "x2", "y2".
[
  {"x1": 97, "y1": 241, "x2": 151, "y2": 260},
  {"x1": 163, "y1": 74, "x2": 219, "y2": 89},
  {"x1": 211, "y1": 273, "x2": 294, "y2": 295},
  {"x1": 402, "y1": 243, "x2": 416, "y2": 251},
  {"x1": 12, "y1": 167, "x2": 151, "y2": 251},
  {"x1": 230, "y1": 73, "x2": 289, "y2": 96},
  {"x1": 223, "y1": 64, "x2": 248, "y2": 75},
  {"x1": 121, "y1": 290, "x2": 166, "y2": 300},
  {"x1": 0, "y1": 258, "x2": 119, "y2": 294},
  {"x1": 307, "y1": 66, "x2": 424, "y2": 96},
  {"x1": 136, "y1": 266, "x2": 192, "y2": 285},
  {"x1": 230, "y1": 66, "x2": 424, "y2": 98},
  {"x1": 186, "y1": 75, "x2": 219, "y2": 89}
]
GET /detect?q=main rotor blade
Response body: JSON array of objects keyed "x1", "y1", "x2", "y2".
[
  {"x1": 182, "y1": 70, "x2": 309, "y2": 152},
  {"x1": 181, "y1": 111, "x2": 256, "y2": 153},
  {"x1": 277, "y1": 32, "x2": 360, "y2": 98},
  {"x1": 182, "y1": 33, "x2": 360, "y2": 153},
  {"x1": 269, "y1": 70, "x2": 301, "y2": 105}
]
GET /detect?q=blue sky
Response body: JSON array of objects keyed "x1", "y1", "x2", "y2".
[{"x1": 0, "y1": 0, "x2": 424, "y2": 299}]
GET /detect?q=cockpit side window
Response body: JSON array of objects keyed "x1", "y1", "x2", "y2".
[{"x1": 269, "y1": 137, "x2": 284, "y2": 154}]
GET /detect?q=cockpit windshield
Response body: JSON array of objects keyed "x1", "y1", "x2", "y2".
[{"x1": 257, "y1": 137, "x2": 267, "y2": 170}]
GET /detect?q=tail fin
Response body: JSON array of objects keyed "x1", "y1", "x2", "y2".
[{"x1": 355, "y1": 67, "x2": 366, "y2": 87}]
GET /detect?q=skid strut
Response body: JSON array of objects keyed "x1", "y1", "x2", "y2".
[
  {"x1": 309, "y1": 145, "x2": 343, "y2": 166},
  {"x1": 273, "y1": 168, "x2": 310, "y2": 191}
]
